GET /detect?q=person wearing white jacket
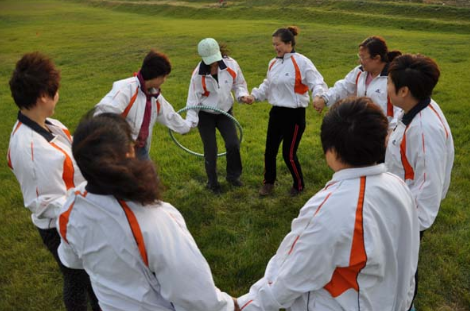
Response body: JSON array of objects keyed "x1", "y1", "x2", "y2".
[
  {"x1": 7, "y1": 52, "x2": 99, "y2": 310},
  {"x1": 186, "y1": 38, "x2": 250, "y2": 193},
  {"x1": 95, "y1": 50, "x2": 191, "y2": 159},
  {"x1": 246, "y1": 26, "x2": 328, "y2": 196},
  {"x1": 385, "y1": 54, "x2": 454, "y2": 310},
  {"x1": 237, "y1": 97, "x2": 419, "y2": 311},
  {"x1": 312, "y1": 36, "x2": 402, "y2": 130},
  {"x1": 58, "y1": 113, "x2": 238, "y2": 311}
]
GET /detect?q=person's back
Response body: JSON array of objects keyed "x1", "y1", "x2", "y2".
[
  {"x1": 58, "y1": 113, "x2": 235, "y2": 311},
  {"x1": 237, "y1": 97, "x2": 419, "y2": 311}
]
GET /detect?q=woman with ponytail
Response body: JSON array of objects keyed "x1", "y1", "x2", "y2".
[
  {"x1": 313, "y1": 36, "x2": 402, "y2": 129},
  {"x1": 246, "y1": 26, "x2": 328, "y2": 196},
  {"x1": 57, "y1": 113, "x2": 239, "y2": 311}
]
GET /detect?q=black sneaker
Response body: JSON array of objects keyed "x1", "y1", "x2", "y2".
[
  {"x1": 227, "y1": 178, "x2": 243, "y2": 187},
  {"x1": 206, "y1": 182, "x2": 222, "y2": 194},
  {"x1": 289, "y1": 187, "x2": 303, "y2": 197}
]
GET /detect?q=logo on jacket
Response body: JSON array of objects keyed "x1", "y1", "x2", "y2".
[
  {"x1": 375, "y1": 89, "x2": 381, "y2": 93},
  {"x1": 285, "y1": 73, "x2": 289, "y2": 76}
]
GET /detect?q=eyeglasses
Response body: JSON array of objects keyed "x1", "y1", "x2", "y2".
[{"x1": 357, "y1": 53, "x2": 371, "y2": 61}]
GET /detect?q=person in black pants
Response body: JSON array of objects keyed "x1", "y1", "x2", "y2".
[
  {"x1": 246, "y1": 26, "x2": 328, "y2": 196},
  {"x1": 7, "y1": 52, "x2": 99, "y2": 310},
  {"x1": 186, "y1": 38, "x2": 251, "y2": 193}
]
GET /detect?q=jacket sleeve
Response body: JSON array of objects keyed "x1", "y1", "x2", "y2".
[
  {"x1": 237, "y1": 193, "x2": 342, "y2": 311},
  {"x1": 57, "y1": 196, "x2": 84, "y2": 269},
  {"x1": 251, "y1": 60, "x2": 275, "y2": 102},
  {"x1": 232, "y1": 60, "x2": 249, "y2": 101},
  {"x1": 406, "y1": 121, "x2": 449, "y2": 231},
  {"x1": 185, "y1": 70, "x2": 201, "y2": 127},
  {"x1": 302, "y1": 57, "x2": 328, "y2": 98},
  {"x1": 95, "y1": 82, "x2": 137, "y2": 115},
  {"x1": 324, "y1": 66, "x2": 361, "y2": 107},
  {"x1": 145, "y1": 205, "x2": 234, "y2": 311},
  {"x1": 157, "y1": 94, "x2": 191, "y2": 134}
]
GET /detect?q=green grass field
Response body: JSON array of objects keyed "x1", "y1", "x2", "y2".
[{"x1": 0, "y1": 0, "x2": 469, "y2": 310}]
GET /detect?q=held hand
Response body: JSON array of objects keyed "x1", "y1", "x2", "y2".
[
  {"x1": 232, "y1": 297, "x2": 241, "y2": 311},
  {"x1": 312, "y1": 96, "x2": 326, "y2": 113},
  {"x1": 240, "y1": 95, "x2": 254, "y2": 105}
]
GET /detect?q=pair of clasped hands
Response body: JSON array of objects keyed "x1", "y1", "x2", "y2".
[{"x1": 239, "y1": 95, "x2": 327, "y2": 113}]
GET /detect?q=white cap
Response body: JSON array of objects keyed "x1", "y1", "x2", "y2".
[{"x1": 198, "y1": 38, "x2": 222, "y2": 65}]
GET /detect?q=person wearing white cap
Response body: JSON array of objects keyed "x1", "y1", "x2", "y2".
[
  {"x1": 58, "y1": 113, "x2": 239, "y2": 311},
  {"x1": 245, "y1": 26, "x2": 328, "y2": 197},
  {"x1": 186, "y1": 38, "x2": 251, "y2": 193}
]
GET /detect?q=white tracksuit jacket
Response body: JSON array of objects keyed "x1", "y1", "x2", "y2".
[
  {"x1": 251, "y1": 52, "x2": 327, "y2": 108},
  {"x1": 186, "y1": 57, "x2": 249, "y2": 127},
  {"x1": 95, "y1": 76, "x2": 191, "y2": 147},
  {"x1": 238, "y1": 164, "x2": 419, "y2": 311},
  {"x1": 57, "y1": 184, "x2": 234, "y2": 311},
  {"x1": 7, "y1": 113, "x2": 84, "y2": 229},
  {"x1": 385, "y1": 98, "x2": 454, "y2": 231},
  {"x1": 322, "y1": 65, "x2": 401, "y2": 129}
]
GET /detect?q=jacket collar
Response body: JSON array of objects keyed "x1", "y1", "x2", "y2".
[
  {"x1": 18, "y1": 111, "x2": 54, "y2": 142},
  {"x1": 136, "y1": 71, "x2": 160, "y2": 99},
  {"x1": 359, "y1": 63, "x2": 389, "y2": 76},
  {"x1": 198, "y1": 59, "x2": 227, "y2": 76},
  {"x1": 276, "y1": 50, "x2": 296, "y2": 60},
  {"x1": 329, "y1": 164, "x2": 386, "y2": 184},
  {"x1": 402, "y1": 97, "x2": 431, "y2": 126}
]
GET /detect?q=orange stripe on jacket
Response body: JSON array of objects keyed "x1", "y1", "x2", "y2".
[
  {"x1": 156, "y1": 99, "x2": 161, "y2": 115},
  {"x1": 355, "y1": 72, "x2": 362, "y2": 95},
  {"x1": 13, "y1": 122, "x2": 22, "y2": 136},
  {"x1": 268, "y1": 60, "x2": 277, "y2": 71},
  {"x1": 62, "y1": 128, "x2": 72, "y2": 142},
  {"x1": 400, "y1": 126, "x2": 415, "y2": 180},
  {"x1": 429, "y1": 104, "x2": 449, "y2": 139},
  {"x1": 59, "y1": 200, "x2": 76, "y2": 243},
  {"x1": 226, "y1": 67, "x2": 237, "y2": 80},
  {"x1": 121, "y1": 86, "x2": 139, "y2": 118},
  {"x1": 386, "y1": 96, "x2": 394, "y2": 117},
  {"x1": 59, "y1": 191, "x2": 87, "y2": 243},
  {"x1": 202, "y1": 76, "x2": 210, "y2": 97},
  {"x1": 324, "y1": 176, "x2": 367, "y2": 298},
  {"x1": 7, "y1": 148, "x2": 13, "y2": 170},
  {"x1": 291, "y1": 56, "x2": 309, "y2": 94},
  {"x1": 287, "y1": 192, "x2": 333, "y2": 255},
  {"x1": 50, "y1": 143, "x2": 75, "y2": 190},
  {"x1": 119, "y1": 200, "x2": 149, "y2": 267},
  {"x1": 240, "y1": 300, "x2": 254, "y2": 311}
]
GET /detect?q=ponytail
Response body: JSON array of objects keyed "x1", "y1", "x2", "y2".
[
  {"x1": 273, "y1": 25, "x2": 299, "y2": 47},
  {"x1": 73, "y1": 113, "x2": 162, "y2": 205}
]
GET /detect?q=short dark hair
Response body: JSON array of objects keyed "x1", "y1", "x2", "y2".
[
  {"x1": 272, "y1": 26, "x2": 299, "y2": 47},
  {"x1": 140, "y1": 49, "x2": 172, "y2": 81},
  {"x1": 359, "y1": 36, "x2": 401, "y2": 63},
  {"x1": 9, "y1": 52, "x2": 60, "y2": 110},
  {"x1": 73, "y1": 112, "x2": 162, "y2": 205},
  {"x1": 388, "y1": 54, "x2": 440, "y2": 101},
  {"x1": 321, "y1": 97, "x2": 388, "y2": 166}
]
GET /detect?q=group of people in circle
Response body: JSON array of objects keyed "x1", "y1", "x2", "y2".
[{"x1": 7, "y1": 25, "x2": 454, "y2": 311}]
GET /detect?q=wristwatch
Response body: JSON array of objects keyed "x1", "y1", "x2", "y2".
[{"x1": 320, "y1": 94, "x2": 329, "y2": 106}]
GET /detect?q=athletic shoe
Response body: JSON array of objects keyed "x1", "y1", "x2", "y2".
[
  {"x1": 289, "y1": 187, "x2": 303, "y2": 197},
  {"x1": 259, "y1": 183, "x2": 274, "y2": 196},
  {"x1": 206, "y1": 182, "x2": 222, "y2": 194},
  {"x1": 227, "y1": 178, "x2": 243, "y2": 187}
]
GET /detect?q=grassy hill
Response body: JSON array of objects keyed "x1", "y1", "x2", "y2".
[{"x1": 0, "y1": 0, "x2": 469, "y2": 310}]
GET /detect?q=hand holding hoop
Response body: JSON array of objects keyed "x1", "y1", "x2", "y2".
[{"x1": 169, "y1": 105, "x2": 243, "y2": 158}]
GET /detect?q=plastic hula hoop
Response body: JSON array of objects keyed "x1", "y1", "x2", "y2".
[{"x1": 169, "y1": 105, "x2": 243, "y2": 158}]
